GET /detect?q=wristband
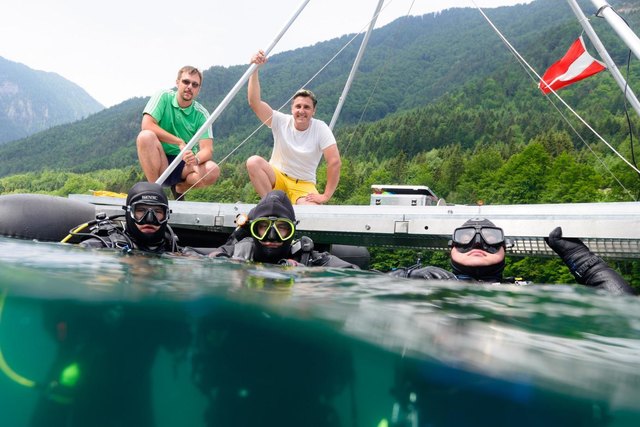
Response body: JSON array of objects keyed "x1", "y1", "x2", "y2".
[{"x1": 573, "y1": 255, "x2": 601, "y2": 278}]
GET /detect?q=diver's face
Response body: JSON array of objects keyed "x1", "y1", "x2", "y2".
[
  {"x1": 259, "y1": 239, "x2": 283, "y2": 249},
  {"x1": 130, "y1": 203, "x2": 166, "y2": 234},
  {"x1": 451, "y1": 246, "x2": 505, "y2": 268},
  {"x1": 136, "y1": 222, "x2": 161, "y2": 235}
]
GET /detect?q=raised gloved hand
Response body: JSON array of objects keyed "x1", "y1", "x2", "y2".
[
  {"x1": 545, "y1": 227, "x2": 595, "y2": 283},
  {"x1": 545, "y1": 227, "x2": 636, "y2": 295}
]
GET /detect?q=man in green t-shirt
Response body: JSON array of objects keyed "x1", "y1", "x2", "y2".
[{"x1": 136, "y1": 66, "x2": 220, "y2": 200}]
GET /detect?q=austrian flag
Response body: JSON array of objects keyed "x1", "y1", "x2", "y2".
[{"x1": 539, "y1": 36, "x2": 606, "y2": 94}]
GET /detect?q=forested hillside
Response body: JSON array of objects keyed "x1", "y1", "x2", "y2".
[
  {"x1": 2, "y1": 0, "x2": 638, "y2": 176},
  {"x1": 1, "y1": 0, "x2": 640, "y2": 285}
]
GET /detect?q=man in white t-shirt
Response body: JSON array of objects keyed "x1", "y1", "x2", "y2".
[{"x1": 246, "y1": 50, "x2": 341, "y2": 205}]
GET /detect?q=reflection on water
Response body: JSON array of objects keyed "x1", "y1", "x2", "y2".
[{"x1": 0, "y1": 237, "x2": 639, "y2": 426}]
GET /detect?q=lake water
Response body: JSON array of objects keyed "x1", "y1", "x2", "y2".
[{"x1": 0, "y1": 236, "x2": 639, "y2": 426}]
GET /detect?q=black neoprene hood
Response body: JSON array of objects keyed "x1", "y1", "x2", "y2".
[{"x1": 249, "y1": 190, "x2": 296, "y2": 221}]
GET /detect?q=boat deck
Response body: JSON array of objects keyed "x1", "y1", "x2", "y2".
[{"x1": 70, "y1": 195, "x2": 640, "y2": 260}]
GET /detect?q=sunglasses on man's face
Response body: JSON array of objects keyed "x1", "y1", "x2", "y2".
[{"x1": 181, "y1": 78, "x2": 200, "y2": 88}]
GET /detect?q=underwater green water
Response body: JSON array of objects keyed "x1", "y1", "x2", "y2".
[{"x1": 0, "y1": 236, "x2": 639, "y2": 426}]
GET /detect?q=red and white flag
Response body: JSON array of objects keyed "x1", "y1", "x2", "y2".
[{"x1": 539, "y1": 36, "x2": 606, "y2": 94}]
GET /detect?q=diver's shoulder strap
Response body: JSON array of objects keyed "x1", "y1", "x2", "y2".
[
  {"x1": 73, "y1": 214, "x2": 133, "y2": 251},
  {"x1": 290, "y1": 236, "x2": 314, "y2": 266}
]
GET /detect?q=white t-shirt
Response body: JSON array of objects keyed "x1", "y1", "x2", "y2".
[{"x1": 269, "y1": 110, "x2": 336, "y2": 183}]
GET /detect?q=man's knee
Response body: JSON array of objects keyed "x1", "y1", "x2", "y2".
[
  {"x1": 136, "y1": 130, "x2": 158, "y2": 149},
  {"x1": 190, "y1": 162, "x2": 220, "y2": 187},
  {"x1": 246, "y1": 155, "x2": 266, "y2": 171},
  {"x1": 202, "y1": 163, "x2": 220, "y2": 185}
]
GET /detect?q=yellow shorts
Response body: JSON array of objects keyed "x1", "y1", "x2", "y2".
[{"x1": 272, "y1": 167, "x2": 318, "y2": 204}]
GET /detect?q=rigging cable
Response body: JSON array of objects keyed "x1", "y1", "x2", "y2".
[
  {"x1": 343, "y1": 0, "x2": 417, "y2": 156},
  {"x1": 504, "y1": 28, "x2": 633, "y2": 198},
  {"x1": 594, "y1": 2, "x2": 640, "y2": 190},
  {"x1": 620, "y1": 48, "x2": 640, "y2": 199},
  {"x1": 623, "y1": 50, "x2": 638, "y2": 171},
  {"x1": 179, "y1": 0, "x2": 403, "y2": 198},
  {"x1": 471, "y1": 0, "x2": 639, "y2": 201}
]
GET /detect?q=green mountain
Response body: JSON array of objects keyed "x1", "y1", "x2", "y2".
[
  {"x1": 0, "y1": 57, "x2": 104, "y2": 144},
  {"x1": 0, "y1": 0, "x2": 637, "y2": 177},
  {"x1": 2, "y1": 0, "x2": 640, "y2": 286}
]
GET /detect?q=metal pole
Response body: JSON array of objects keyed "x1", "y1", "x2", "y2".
[
  {"x1": 566, "y1": 0, "x2": 640, "y2": 118},
  {"x1": 156, "y1": 0, "x2": 312, "y2": 186},
  {"x1": 591, "y1": 0, "x2": 640, "y2": 60},
  {"x1": 329, "y1": 0, "x2": 385, "y2": 130}
]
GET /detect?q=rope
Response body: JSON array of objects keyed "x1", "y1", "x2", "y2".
[
  {"x1": 178, "y1": 0, "x2": 405, "y2": 199},
  {"x1": 344, "y1": 0, "x2": 417, "y2": 155},
  {"x1": 471, "y1": 0, "x2": 640, "y2": 200}
]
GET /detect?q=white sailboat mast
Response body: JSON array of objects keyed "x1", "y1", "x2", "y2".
[
  {"x1": 566, "y1": 0, "x2": 640, "y2": 118},
  {"x1": 156, "y1": 0, "x2": 312, "y2": 186},
  {"x1": 591, "y1": 0, "x2": 640, "y2": 59},
  {"x1": 329, "y1": 0, "x2": 385, "y2": 130}
]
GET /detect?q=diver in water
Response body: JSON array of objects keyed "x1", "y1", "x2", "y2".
[
  {"x1": 25, "y1": 182, "x2": 191, "y2": 426},
  {"x1": 74, "y1": 181, "x2": 180, "y2": 253},
  {"x1": 190, "y1": 192, "x2": 358, "y2": 426},
  {"x1": 390, "y1": 218, "x2": 515, "y2": 283},
  {"x1": 207, "y1": 190, "x2": 359, "y2": 268},
  {"x1": 391, "y1": 217, "x2": 635, "y2": 295},
  {"x1": 384, "y1": 219, "x2": 632, "y2": 427}
]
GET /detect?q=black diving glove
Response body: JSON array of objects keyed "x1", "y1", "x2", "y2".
[
  {"x1": 388, "y1": 267, "x2": 410, "y2": 278},
  {"x1": 389, "y1": 266, "x2": 457, "y2": 280},
  {"x1": 545, "y1": 227, "x2": 636, "y2": 295},
  {"x1": 408, "y1": 266, "x2": 458, "y2": 280}
]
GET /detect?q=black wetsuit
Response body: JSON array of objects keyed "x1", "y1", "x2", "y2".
[{"x1": 202, "y1": 233, "x2": 360, "y2": 269}]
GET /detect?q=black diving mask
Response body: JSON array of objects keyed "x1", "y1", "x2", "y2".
[
  {"x1": 127, "y1": 202, "x2": 169, "y2": 226},
  {"x1": 451, "y1": 226, "x2": 505, "y2": 254}
]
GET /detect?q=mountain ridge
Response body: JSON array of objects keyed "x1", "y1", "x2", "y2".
[
  {"x1": 0, "y1": 56, "x2": 104, "y2": 144},
  {"x1": 0, "y1": 0, "x2": 637, "y2": 178}
]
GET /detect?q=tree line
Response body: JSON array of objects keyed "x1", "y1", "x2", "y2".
[
  {"x1": 1, "y1": 0, "x2": 639, "y2": 288},
  {"x1": 2, "y1": 123, "x2": 638, "y2": 289}
]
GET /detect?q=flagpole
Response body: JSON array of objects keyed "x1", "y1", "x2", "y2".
[
  {"x1": 329, "y1": 0, "x2": 384, "y2": 130},
  {"x1": 156, "y1": 0, "x2": 312, "y2": 186},
  {"x1": 591, "y1": 0, "x2": 640, "y2": 60},
  {"x1": 566, "y1": 0, "x2": 640, "y2": 119}
]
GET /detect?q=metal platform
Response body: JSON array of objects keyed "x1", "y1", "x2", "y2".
[{"x1": 70, "y1": 195, "x2": 640, "y2": 260}]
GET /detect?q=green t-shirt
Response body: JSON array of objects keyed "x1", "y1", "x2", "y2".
[{"x1": 143, "y1": 90, "x2": 213, "y2": 156}]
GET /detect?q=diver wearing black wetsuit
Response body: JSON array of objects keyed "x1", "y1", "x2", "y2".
[
  {"x1": 76, "y1": 181, "x2": 180, "y2": 253},
  {"x1": 205, "y1": 190, "x2": 359, "y2": 269},
  {"x1": 391, "y1": 217, "x2": 635, "y2": 295}
]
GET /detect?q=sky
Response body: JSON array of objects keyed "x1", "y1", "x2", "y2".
[{"x1": 1, "y1": 0, "x2": 532, "y2": 107}]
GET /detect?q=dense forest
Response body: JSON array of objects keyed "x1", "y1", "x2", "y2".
[{"x1": 1, "y1": 0, "x2": 640, "y2": 288}]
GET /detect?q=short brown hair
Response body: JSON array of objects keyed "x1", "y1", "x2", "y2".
[
  {"x1": 177, "y1": 66, "x2": 203, "y2": 85},
  {"x1": 293, "y1": 89, "x2": 317, "y2": 107}
]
